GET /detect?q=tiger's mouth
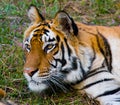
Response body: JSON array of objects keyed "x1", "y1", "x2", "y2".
[{"x1": 24, "y1": 68, "x2": 71, "y2": 93}]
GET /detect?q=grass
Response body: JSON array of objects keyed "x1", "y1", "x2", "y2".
[
  {"x1": 90, "y1": 0, "x2": 115, "y2": 14},
  {"x1": 0, "y1": 0, "x2": 120, "y2": 105}
]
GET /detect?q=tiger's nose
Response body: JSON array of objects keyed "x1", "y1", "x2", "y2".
[{"x1": 24, "y1": 68, "x2": 39, "y2": 77}]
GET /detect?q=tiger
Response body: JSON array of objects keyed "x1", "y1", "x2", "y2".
[{"x1": 23, "y1": 5, "x2": 120, "y2": 105}]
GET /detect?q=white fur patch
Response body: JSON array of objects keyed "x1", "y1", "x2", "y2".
[
  {"x1": 108, "y1": 37, "x2": 120, "y2": 78},
  {"x1": 24, "y1": 72, "x2": 48, "y2": 92},
  {"x1": 66, "y1": 69, "x2": 81, "y2": 83},
  {"x1": 28, "y1": 81, "x2": 47, "y2": 92},
  {"x1": 42, "y1": 30, "x2": 56, "y2": 42}
]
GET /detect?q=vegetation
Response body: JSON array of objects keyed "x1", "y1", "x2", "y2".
[{"x1": 0, "y1": 0, "x2": 120, "y2": 104}]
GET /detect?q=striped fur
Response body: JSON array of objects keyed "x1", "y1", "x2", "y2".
[{"x1": 23, "y1": 5, "x2": 120, "y2": 105}]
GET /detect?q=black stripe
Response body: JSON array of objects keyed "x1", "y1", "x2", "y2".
[
  {"x1": 46, "y1": 23, "x2": 51, "y2": 28},
  {"x1": 97, "y1": 30, "x2": 112, "y2": 72},
  {"x1": 61, "y1": 42, "x2": 67, "y2": 66},
  {"x1": 98, "y1": 30, "x2": 112, "y2": 72},
  {"x1": 79, "y1": 61, "x2": 86, "y2": 77},
  {"x1": 71, "y1": 18, "x2": 78, "y2": 35},
  {"x1": 87, "y1": 65, "x2": 105, "y2": 75},
  {"x1": 95, "y1": 87, "x2": 120, "y2": 98},
  {"x1": 44, "y1": 29, "x2": 49, "y2": 36},
  {"x1": 34, "y1": 29, "x2": 41, "y2": 32},
  {"x1": 33, "y1": 34, "x2": 38, "y2": 37},
  {"x1": 38, "y1": 13, "x2": 45, "y2": 21},
  {"x1": 37, "y1": 23, "x2": 49, "y2": 28},
  {"x1": 56, "y1": 35, "x2": 60, "y2": 42},
  {"x1": 72, "y1": 59, "x2": 109, "y2": 85},
  {"x1": 53, "y1": 49, "x2": 59, "y2": 55},
  {"x1": 53, "y1": 42, "x2": 67, "y2": 67},
  {"x1": 71, "y1": 57, "x2": 78, "y2": 70},
  {"x1": 86, "y1": 70, "x2": 108, "y2": 80},
  {"x1": 48, "y1": 37, "x2": 55, "y2": 42},
  {"x1": 86, "y1": 63, "x2": 106, "y2": 77},
  {"x1": 90, "y1": 40, "x2": 96, "y2": 67},
  {"x1": 82, "y1": 79, "x2": 114, "y2": 90},
  {"x1": 36, "y1": 24, "x2": 41, "y2": 27},
  {"x1": 50, "y1": 61, "x2": 57, "y2": 68},
  {"x1": 73, "y1": 70, "x2": 109, "y2": 85},
  {"x1": 64, "y1": 38, "x2": 71, "y2": 57}
]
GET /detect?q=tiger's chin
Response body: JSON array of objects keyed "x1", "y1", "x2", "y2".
[
  {"x1": 28, "y1": 81, "x2": 48, "y2": 93},
  {"x1": 24, "y1": 73, "x2": 49, "y2": 93}
]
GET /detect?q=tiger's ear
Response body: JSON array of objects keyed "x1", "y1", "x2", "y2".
[
  {"x1": 28, "y1": 5, "x2": 45, "y2": 24},
  {"x1": 53, "y1": 11, "x2": 78, "y2": 36}
]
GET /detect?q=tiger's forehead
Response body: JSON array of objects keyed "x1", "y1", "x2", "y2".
[
  {"x1": 24, "y1": 20, "x2": 52, "y2": 38},
  {"x1": 24, "y1": 21, "x2": 57, "y2": 44}
]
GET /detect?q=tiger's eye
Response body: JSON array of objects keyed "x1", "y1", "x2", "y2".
[
  {"x1": 44, "y1": 44, "x2": 54, "y2": 53},
  {"x1": 47, "y1": 44, "x2": 54, "y2": 49}
]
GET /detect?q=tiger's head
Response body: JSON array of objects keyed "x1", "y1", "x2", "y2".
[{"x1": 23, "y1": 5, "x2": 92, "y2": 93}]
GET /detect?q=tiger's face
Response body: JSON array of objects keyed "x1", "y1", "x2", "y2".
[{"x1": 23, "y1": 5, "x2": 86, "y2": 93}]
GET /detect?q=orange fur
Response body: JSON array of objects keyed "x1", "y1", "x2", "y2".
[
  {"x1": 77, "y1": 22, "x2": 120, "y2": 55},
  {"x1": 0, "y1": 89, "x2": 6, "y2": 98}
]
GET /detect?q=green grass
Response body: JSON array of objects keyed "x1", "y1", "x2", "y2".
[
  {"x1": 90, "y1": 0, "x2": 115, "y2": 14},
  {"x1": 0, "y1": 0, "x2": 119, "y2": 104}
]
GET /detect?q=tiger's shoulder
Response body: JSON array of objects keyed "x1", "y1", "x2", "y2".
[
  {"x1": 76, "y1": 22, "x2": 120, "y2": 38},
  {"x1": 74, "y1": 22, "x2": 120, "y2": 48}
]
